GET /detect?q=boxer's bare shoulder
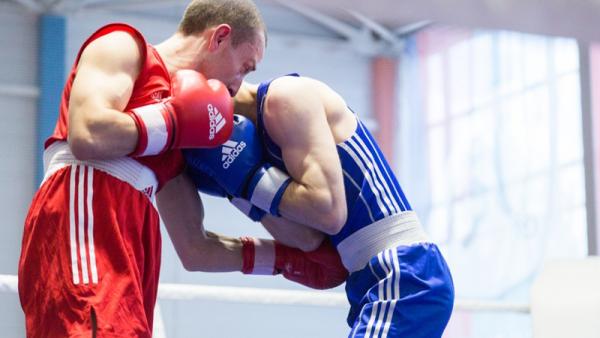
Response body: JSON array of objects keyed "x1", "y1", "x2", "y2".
[
  {"x1": 266, "y1": 76, "x2": 339, "y2": 108},
  {"x1": 78, "y1": 30, "x2": 144, "y2": 75},
  {"x1": 265, "y1": 76, "x2": 355, "y2": 144}
]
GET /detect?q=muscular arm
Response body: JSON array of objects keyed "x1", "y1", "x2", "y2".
[
  {"x1": 264, "y1": 78, "x2": 347, "y2": 235},
  {"x1": 68, "y1": 31, "x2": 142, "y2": 160},
  {"x1": 157, "y1": 172, "x2": 243, "y2": 272}
]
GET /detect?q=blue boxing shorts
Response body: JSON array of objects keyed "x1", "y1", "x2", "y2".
[{"x1": 345, "y1": 243, "x2": 454, "y2": 338}]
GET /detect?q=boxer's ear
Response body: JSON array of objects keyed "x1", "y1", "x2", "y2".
[{"x1": 208, "y1": 24, "x2": 232, "y2": 52}]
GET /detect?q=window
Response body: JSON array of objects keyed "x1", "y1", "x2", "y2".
[{"x1": 397, "y1": 26, "x2": 586, "y2": 337}]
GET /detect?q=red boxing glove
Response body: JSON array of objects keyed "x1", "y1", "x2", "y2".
[
  {"x1": 275, "y1": 239, "x2": 348, "y2": 290},
  {"x1": 128, "y1": 69, "x2": 233, "y2": 156},
  {"x1": 241, "y1": 237, "x2": 348, "y2": 290}
]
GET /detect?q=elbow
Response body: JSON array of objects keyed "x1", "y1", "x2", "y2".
[
  {"x1": 68, "y1": 114, "x2": 108, "y2": 160},
  {"x1": 296, "y1": 231, "x2": 326, "y2": 252},
  {"x1": 68, "y1": 120, "x2": 102, "y2": 160},
  {"x1": 179, "y1": 246, "x2": 205, "y2": 272},
  {"x1": 181, "y1": 256, "x2": 199, "y2": 272},
  {"x1": 180, "y1": 256, "x2": 195, "y2": 272},
  {"x1": 176, "y1": 241, "x2": 198, "y2": 271},
  {"x1": 176, "y1": 234, "x2": 208, "y2": 272},
  {"x1": 68, "y1": 135, "x2": 96, "y2": 160},
  {"x1": 320, "y1": 209, "x2": 346, "y2": 235},
  {"x1": 313, "y1": 191, "x2": 347, "y2": 235}
]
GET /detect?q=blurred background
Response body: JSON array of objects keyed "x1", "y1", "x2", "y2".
[{"x1": 1, "y1": 0, "x2": 600, "y2": 337}]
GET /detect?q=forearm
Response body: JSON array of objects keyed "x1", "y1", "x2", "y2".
[
  {"x1": 158, "y1": 173, "x2": 244, "y2": 272},
  {"x1": 239, "y1": 163, "x2": 346, "y2": 235},
  {"x1": 163, "y1": 212, "x2": 245, "y2": 272},
  {"x1": 260, "y1": 214, "x2": 326, "y2": 252},
  {"x1": 177, "y1": 231, "x2": 244, "y2": 272},
  {"x1": 277, "y1": 179, "x2": 346, "y2": 235},
  {"x1": 69, "y1": 106, "x2": 138, "y2": 159},
  {"x1": 162, "y1": 172, "x2": 346, "y2": 289}
]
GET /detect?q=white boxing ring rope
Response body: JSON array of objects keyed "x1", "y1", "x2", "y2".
[{"x1": 0, "y1": 274, "x2": 529, "y2": 314}]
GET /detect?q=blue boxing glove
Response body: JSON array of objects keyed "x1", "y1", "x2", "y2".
[
  {"x1": 184, "y1": 114, "x2": 263, "y2": 197},
  {"x1": 186, "y1": 166, "x2": 228, "y2": 198},
  {"x1": 187, "y1": 164, "x2": 266, "y2": 222},
  {"x1": 183, "y1": 115, "x2": 291, "y2": 217}
]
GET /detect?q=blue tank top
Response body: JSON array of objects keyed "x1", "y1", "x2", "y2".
[{"x1": 256, "y1": 75, "x2": 412, "y2": 246}]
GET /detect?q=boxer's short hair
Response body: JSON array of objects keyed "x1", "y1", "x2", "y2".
[{"x1": 179, "y1": 0, "x2": 266, "y2": 46}]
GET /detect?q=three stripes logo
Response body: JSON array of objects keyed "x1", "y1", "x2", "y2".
[
  {"x1": 69, "y1": 165, "x2": 98, "y2": 285},
  {"x1": 221, "y1": 140, "x2": 246, "y2": 169},
  {"x1": 208, "y1": 104, "x2": 227, "y2": 140},
  {"x1": 142, "y1": 186, "x2": 154, "y2": 199},
  {"x1": 150, "y1": 90, "x2": 164, "y2": 102}
]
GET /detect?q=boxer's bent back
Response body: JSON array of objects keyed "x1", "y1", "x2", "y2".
[{"x1": 255, "y1": 74, "x2": 455, "y2": 338}]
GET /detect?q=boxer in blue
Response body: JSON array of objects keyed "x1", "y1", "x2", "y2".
[{"x1": 185, "y1": 74, "x2": 454, "y2": 337}]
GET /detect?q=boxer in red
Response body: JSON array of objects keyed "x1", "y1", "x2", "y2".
[{"x1": 18, "y1": 1, "x2": 265, "y2": 337}]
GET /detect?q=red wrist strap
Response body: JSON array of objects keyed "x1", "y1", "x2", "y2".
[
  {"x1": 127, "y1": 111, "x2": 148, "y2": 156},
  {"x1": 240, "y1": 237, "x2": 255, "y2": 274}
]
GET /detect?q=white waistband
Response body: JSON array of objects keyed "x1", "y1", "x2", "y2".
[
  {"x1": 43, "y1": 141, "x2": 159, "y2": 200},
  {"x1": 337, "y1": 211, "x2": 430, "y2": 273}
]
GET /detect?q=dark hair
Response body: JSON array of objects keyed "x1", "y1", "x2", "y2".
[{"x1": 178, "y1": 0, "x2": 266, "y2": 46}]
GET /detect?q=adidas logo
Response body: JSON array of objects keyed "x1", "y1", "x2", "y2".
[
  {"x1": 142, "y1": 186, "x2": 154, "y2": 199},
  {"x1": 221, "y1": 140, "x2": 246, "y2": 169},
  {"x1": 208, "y1": 104, "x2": 226, "y2": 140},
  {"x1": 150, "y1": 91, "x2": 163, "y2": 102}
]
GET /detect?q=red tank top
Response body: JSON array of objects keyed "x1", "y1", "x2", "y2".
[{"x1": 46, "y1": 23, "x2": 184, "y2": 190}]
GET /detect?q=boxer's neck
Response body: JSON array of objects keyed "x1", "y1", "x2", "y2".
[{"x1": 155, "y1": 32, "x2": 208, "y2": 76}]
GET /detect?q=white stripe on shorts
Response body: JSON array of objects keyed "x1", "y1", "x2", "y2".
[
  {"x1": 77, "y1": 166, "x2": 89, "y2": 284},
  {"x1": 69, "y1": 165, "x2": 99, "y2": 285},
  {"x1": 380, "y1": 250, "x2": 401, "y2": 337},
  {"x1": 69, "y1": 165, "x2": 79, "y2": 285},
  {"x1": 87, "y1": 167, "x2": 98, "y2": 284}
]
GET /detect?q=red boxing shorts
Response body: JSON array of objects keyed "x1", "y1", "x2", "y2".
[{"x1": 19, "y1": 142, "x2": 161, "y2": 338}]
